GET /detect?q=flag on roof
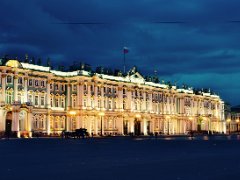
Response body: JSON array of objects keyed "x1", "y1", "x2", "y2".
[{"x1": 123, "y1": 47, "x2": 129, "y2": 54}]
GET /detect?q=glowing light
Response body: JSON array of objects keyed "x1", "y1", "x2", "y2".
[
  {"x1": 236, "y1": 119, "x2": 239, "y2": 123},
  {"x1": 69, "y1": 111, "x2": 76, "y2": 115},
  {"x1": 135, "y1": 114, "x2": 141, "y2": 118},
  {"x1": 99, "y1": 112, "x2": 105, "y2": 116},
  {"x1": 227, "y1": 119, "x2": 231, "y2": 123}
]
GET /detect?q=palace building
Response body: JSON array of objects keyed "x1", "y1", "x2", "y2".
[{"x1": 0, "y1": 59, "x2": 225, "y2": 137}]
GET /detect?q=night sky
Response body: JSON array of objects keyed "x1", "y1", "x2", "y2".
[{"x1": 1, "y1": 0, "x2": 240, "y2": 105}]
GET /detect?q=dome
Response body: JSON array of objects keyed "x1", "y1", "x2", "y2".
[{"x1": 5, "y1": 60, "x2": 23, "y2": 68}]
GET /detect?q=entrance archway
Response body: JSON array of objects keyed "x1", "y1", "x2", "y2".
[
  {"x1": 134, "y1": 119, "x2": 141, "y2": 136},
  {"x1": 5, "y1": 111, "x2": 12, "y2": 135}
]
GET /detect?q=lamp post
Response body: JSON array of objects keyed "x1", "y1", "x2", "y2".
[
  {"x1": 236, "y1": 119, "x2": 239, "y2": 134},
  {"x1": 69, "y1": 110, "x2": 76, "y2": 132},
  {"x1": 99, "y1": 112, "x2": 105, "y2": 136},
  {"x1": 227, "y1": 119, "x2": 231, "y2": 135}
]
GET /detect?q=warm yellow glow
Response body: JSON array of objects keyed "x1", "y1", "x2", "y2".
[
  {"x1": 189, "y1": 117, "x2": 193, "y2": 120},
  {"x1": 5, "y1": 60, "x2": 22, "y2": 68},
  {"x1": 69, "y1": 111, "x2": 76, "y2": 115},
  {"x1": 135, "y1": 114, "x2": 141, "y2": 118},
  {"x1": 227, "y1": 119, "x2": 231, "y2": 123},
  {"x1": 99, "y1": 112, "x2": 105, "y2": 116},
  {"x1": 166, "y1": 115, "x2": 170, "y2": 119},
  {"x1": 236, "y1": 119, "x2": 239, "y2": 123}
]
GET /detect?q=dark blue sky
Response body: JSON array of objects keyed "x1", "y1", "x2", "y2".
[{"x1": 1, "y1": 0, "x2": 240, "y2": 105}]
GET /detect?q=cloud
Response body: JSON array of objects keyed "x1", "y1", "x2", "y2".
[{"x1": 1, "y1": 0, "x2": 240, "y2": 105}]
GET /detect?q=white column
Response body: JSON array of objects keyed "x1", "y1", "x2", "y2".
[
  {"x1": 130, "y1": 118, "x2": 134, "y2": 133},
  {"x1": 46, "y1": 113, "x2": 51, "y2": 135},
  {"x1": 88, "y1": 117, "x2": 92, "y2": 134},
  {"x1": 126, "y1": 88, "x2": 132, "y2": 110},
  {"x1": 12, "y1": 110, "x2": 20, "y2": 137},
  {"x1": 24, "y1": 77, "x2": 28, "y2": 103},
  {"x1": 1, "y1": 74, "x2": 6, "y2": 103},
  {"x1": 143, "y1": 119, "x2": 147, "y2": 135},
  {"x1": 28, "y1": 112, "x2": 32, "y2": 137},
  {"x1": 94, "y1": 84, "x2": 98, "y2": 109},
  {"x1": 77, "y1": 82, "x2": 80, "y2": 108},
  {"x1": 13, "y1": 75, "x2": 18, "y2": 102},
  {"x1": 101, "y1": 116, "x2": 105, "y2": 135},
  {"x1": 67, "y1": 83, "x2": 71, "y2": 108},
  {"x1": 46, "y1": 80, "x2": 51, "y2": 108},
  {"x1": 118, "y1": 87, "x2": 123, "y2": 110},
  {"x1": 95, "y1": 116, "x2": 98, "y2": 135},
  {"x1": 87, "y1": 83, "x2": 91, "y2": 108}
]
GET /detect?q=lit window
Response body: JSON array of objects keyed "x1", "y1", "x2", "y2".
[
  {"x1": 55, "y1": 97, "x2": 59, "y2": 107},
  {"x1": 35, "y1": 96, "x2": 39, "y2": 106},
  {"x1": 41, "y1": 96, "x2": 44, "y2": 106},
  {"x1": 98, "y1": 99, "x2": 101, "y2": 108}
]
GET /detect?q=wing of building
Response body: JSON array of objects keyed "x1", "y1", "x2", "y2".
[{"x1": 0, "y1": 59, "x2": 226, "y2": 137}]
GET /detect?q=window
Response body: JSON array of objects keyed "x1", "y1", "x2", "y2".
[
  {"x1": 83, "y1": 99, "x2": 87, "y2": 107},
  {"x1": 55, "y1": 84, "x2": 59, "y2": 90},
  {"x1": 91, "y1": 99, "x2": 94, "y2": 108},
  {"x1": 7, "y1": 76, "x2": 12, "y2": 83},
  {"x1": 35, "y1": 80, "x2": 39, "y2": 87},
  {"x1": 29, "y1": 79, "x2": 33, "y2": 86},
  {"x1": 61, "y1": 85, "x2": 64, "y2": 91},
  {"x1": 123, "y1": 100, "x2": 126, "y2": 109},
  {"x1": 84, "y1": 84, "x2": 87, "y2": 91},
  {"x1": 28, "y1": 95, "x2": 32, "y2": 103},
  {"x1": 72, "y1": 85, "x2": 77, "y2": 91},
  {"x1": 91, "y1": 85, "x2": 94, "y2": 92},
  {"x1": 6, "y1": 91, "x2": 13, "y2": 104},
  {"x1": 72, "y1": 95, "x2": 76, "y2": 107},
  {"x1": 108, "y1": 100, "x2": 112, "y2": 109},
  {"x1": 41, "y1": 96, "x2": 45, "y2": 106},
  {"x1": 54, "y1": 117, "x2": 58, "y2": 129},
  {"x1": 123, "y1": 88, "x2": 126, "y2": 95},
  {"x1": 98, "y1": 99, "x2": 101, "y2": 108},
  {"x1": 35, "y1": 96, "x2": 39, "y2": 106},
  {"x1": 50, "y1": 97, "x2": 53, "y2": 107},
  {"x1": 18, "y1": 77, "x2": 23, "y2": 84},
  {"x1": 50, "y1": 83, "x2": 53, "y2": 90},
  {"x1": 55, "y1": 97, "x2": 59, "y2": 107},
  {"x1": 60, "y1": 117, "x2": 65, "y2": 129},
  {"x1": 41, "y1": 80, "x2": 45, "y2": 87}
]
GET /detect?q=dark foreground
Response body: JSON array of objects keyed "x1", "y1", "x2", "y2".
[{"x1": 1, "y1": 136, "x2": 240, "y2": 180}]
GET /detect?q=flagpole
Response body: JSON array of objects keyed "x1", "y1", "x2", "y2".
[{"x1": 123, "y1": 52, "x2": 126, "y2": 74}]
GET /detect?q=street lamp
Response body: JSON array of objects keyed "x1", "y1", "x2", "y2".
[
  {"x1": 99, "y1": 112, "x2": 105, "y2": 136},
  {"x1": 236, "y1": 119, "x2": 239, "y2": 134},
  {"x1": 69, "y1": 110, "x2": 76, "y2": 132},
  {"x1": 227, "y1": 119, "x2": 231, "y2": 135}
]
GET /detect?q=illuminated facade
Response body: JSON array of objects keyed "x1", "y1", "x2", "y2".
[{"x1": 0, "y1": 59, "x2": 225, "y2": 137}]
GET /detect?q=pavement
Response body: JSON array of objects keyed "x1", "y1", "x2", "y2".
[{"x1": 0, "y1": 136, "x2": 240, "y2": 180}]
